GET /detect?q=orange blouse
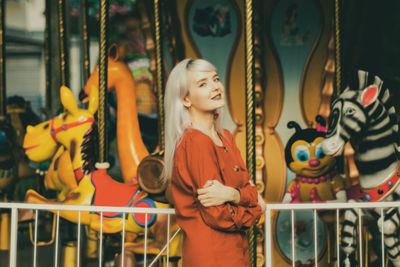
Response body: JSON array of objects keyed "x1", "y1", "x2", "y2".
[{"x1": 171, "y1": 128, "x2": 262, "y2": 267}]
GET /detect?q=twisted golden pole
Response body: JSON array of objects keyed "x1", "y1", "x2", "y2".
[
  {"x1": 245, "y1": 0, "x2": 256, "y2": 266},
  {"x1": 0, "y1": 0, "x2": 5, "y2": 116},
  {"x1": 154, "y1": 0, "x2": 165, "y2": 151},
  {"x1": 98, "y1": 0, "x2": 109, "y2": 163},
  {"x1": 80, "y1": 0, "x2": 90, "y2": 85},
  {"x1": 334, "y1": 0, "x2": 342, "y2": 95},
  {"x1": 58, "y1": 0, "x2": 69, "y2": 87},
  {"x1": 45, "y1": 0, "x2": 52, "y2": 111}
]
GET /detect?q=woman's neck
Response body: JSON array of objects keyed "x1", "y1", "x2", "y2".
[
  {"x1": 189, "y1": 110, "x2": 223, "y2": 146},
  {"x1": 190, "y1": 110, "x2": 216, "y2": 136}
]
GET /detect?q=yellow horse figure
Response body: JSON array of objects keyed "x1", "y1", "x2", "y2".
[{"x1": 23, "y1": 85, "x2": 180, "y2": 255}]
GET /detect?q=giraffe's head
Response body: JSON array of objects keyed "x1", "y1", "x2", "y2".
[{"x1": 81, "y1": 44, "x2": 133, "y2": 102}]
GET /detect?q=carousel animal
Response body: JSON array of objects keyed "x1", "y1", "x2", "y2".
[
  {"x1": 24, "y1": 85, "x2": 180, "y2": 256},
  {"x1": 321, "y1": 70, "x2": 400, "y2": 266},
  {"x1": 282, "y1": 119, "x2": 348, "y2": 265},
  {"x1": 282, "y1": 120, "x2": 347, "y2": 208},
  {"x1": 80, "y1": 44, "x2": 150, "y2": 184}
]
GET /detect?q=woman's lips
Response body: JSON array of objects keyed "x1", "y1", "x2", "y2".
[{"x1": 211, "y1": 93, "x2": 221, "y2": 100}]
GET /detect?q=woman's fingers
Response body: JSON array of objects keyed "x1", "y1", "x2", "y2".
[
  {"x1": 199, "y1": 198, "x2": 223, "y2": 207},
  {"x1": 197, "y1": 187, "x2": 210, "y2": 195},
  {"x1": 198, "y1": 180, "x2": 234, "y2": 206},
  {"x1": 202, "y1": 179, "x2": 220, "y2": 189},
  {"x1": 203, "y1": 180, "x2": 214, "y2": 188}
]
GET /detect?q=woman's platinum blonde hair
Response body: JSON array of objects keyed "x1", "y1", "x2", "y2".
[{"x1": 163, "y1": 58, "x2": 224, "y2": 181}]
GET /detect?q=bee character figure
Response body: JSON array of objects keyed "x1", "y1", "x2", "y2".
[{"x1": 282, "y1": 120, "x2": 347, "y2": 205}]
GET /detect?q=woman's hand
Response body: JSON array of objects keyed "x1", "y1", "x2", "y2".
[{"x1": 197, "y1": 180, "x2": 240, "y2": 207}]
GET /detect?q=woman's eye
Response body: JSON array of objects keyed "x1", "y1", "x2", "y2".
[
  {"x1": 199, "y1": 83, "x2": 206, "y2": 87},
  {"x1": 214, "y1": 77, "x2": 220, "y2": 82},
  {"x1": 294, "y1": 145, "x2": 310, "y2": 162}
]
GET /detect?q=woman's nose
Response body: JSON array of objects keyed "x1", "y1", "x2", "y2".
[
  {"x1": 211, "y1": 82, "x2": 219, "y2": 90},
  {"x1": 212, "y1": 82, "x2": 223, "y2": 93},
  {"x1": 309, "y1": 159, "x2": 320, "y2": 167}
]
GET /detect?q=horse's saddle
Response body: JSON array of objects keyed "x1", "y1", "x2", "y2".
[{"x1": 91, "y1": 169, "x2": 145, "y2": 217}]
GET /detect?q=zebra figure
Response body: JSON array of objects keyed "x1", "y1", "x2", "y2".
[{"x1": 321, "y1": 70, "x2": 400, "y2": 266}]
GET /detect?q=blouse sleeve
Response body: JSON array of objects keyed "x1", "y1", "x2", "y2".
[
  {"x1": 224, "y1": 130, "x2": 259, "y2": 207},
  {"x1": 175, "y1": 133, "x2": 262, "y2": 232}
]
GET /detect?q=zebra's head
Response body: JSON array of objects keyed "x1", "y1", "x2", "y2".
[{"x1": 321, "y1": 70, "x2": 384, "y2": 157}]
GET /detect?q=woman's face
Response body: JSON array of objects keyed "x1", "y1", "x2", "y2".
[{"x1": 184, "y1": 70, "x2": 225, "y2": 113}]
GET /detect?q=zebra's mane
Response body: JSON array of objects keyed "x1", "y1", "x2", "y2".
[{"x1": 348, "y1": 70, "x2": 399, "y2": 153}]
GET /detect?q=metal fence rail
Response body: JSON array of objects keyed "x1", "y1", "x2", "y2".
[
  {"x1": 0, "y1": 202, "x2": 178, "y2": 267},
  {"x1": 2, "y1": 200, "x2": 398, "y2": 267},
  {"x1": 264, "y1": 201, "x2": 400, "y2": 267}
]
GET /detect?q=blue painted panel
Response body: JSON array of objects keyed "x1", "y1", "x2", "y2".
[
  {"x1": 269, "y1": 0, "x2": 325, "y2": 263},
  {"x1": 188, "y1": 0, "x2": 239, "y2": 131}
]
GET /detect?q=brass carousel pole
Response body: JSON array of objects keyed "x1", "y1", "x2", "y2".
[
  {"x1": 80, "y1": 0, "x2": 90, "y2": 85},
  {"x1": 334, "y1": 0, "x2": 342, "y2": 95},
  {"x1": 58, "y1": 0, "x2": 69, "y2": 87},
  {"x1": 98, "y1": 0, "x2": 109, "y2": 164},
  {"x1": 154, "y1": 0, "x2": 164, "y2": 152},
  {"x1": 94, "y1": 2, "x2": 110, "y2": 266},
  {"x1": 245, "y1": 0, "x2": 256, "y2": 266},
  {"x1": 45, "y1": 0, "x2": 52, "y2": 111}
]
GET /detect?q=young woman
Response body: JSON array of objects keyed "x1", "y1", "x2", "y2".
[{"x1": 163, "y1": 58, "x2": 265, "y2": 267}]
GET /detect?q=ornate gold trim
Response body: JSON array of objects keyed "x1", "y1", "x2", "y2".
[{"x1": 163, "y1": 0, "x2": 185, "y2": 65}]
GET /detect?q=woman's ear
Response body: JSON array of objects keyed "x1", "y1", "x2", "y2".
[{"x1": 183, "y1": 96, "x2": 191, "y2": 109}]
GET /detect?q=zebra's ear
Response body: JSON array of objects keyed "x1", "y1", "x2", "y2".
[{"x1": 361, "y1": 85, "x2": 379, "y2": 107}]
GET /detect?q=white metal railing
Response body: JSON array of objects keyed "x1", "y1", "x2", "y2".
[
  {"x1": 264, "y1": 201, "x2": 400, "y2": 267},
  {"x1": 2, "y1": 200, "x2": 398, "y2": 267},
  {"x1": 0, "y1": 202, "x2": 178, "y2": 267}
]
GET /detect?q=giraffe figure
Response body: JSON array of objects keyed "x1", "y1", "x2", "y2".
[{"x1": 82, "y1": 45, "x2": 149, "y2": 184}]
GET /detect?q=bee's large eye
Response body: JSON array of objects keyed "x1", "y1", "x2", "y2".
[
  {"x1": 294, "y1": 145, "x2": 310, "y2": 162},
  {"x1": 315, "y1": 143, "x2": 325, "y2": 159}
]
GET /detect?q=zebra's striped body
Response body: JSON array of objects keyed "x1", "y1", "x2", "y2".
[{"x1": 321, "y1": 70, "x2": 400, "y2": 266}]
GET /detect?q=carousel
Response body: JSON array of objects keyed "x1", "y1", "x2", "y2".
[{"x1": 0, "y1": 0, "x2": 399, "y2": 267}]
